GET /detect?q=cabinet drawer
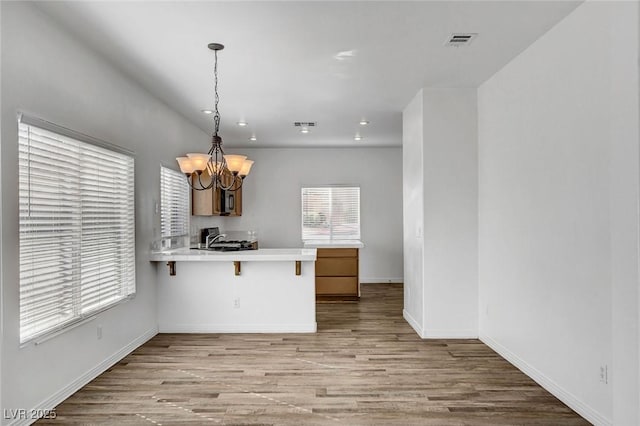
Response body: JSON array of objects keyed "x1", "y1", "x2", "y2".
[
  {"x1": 316, "y1": 277, "x2": 358, "y2": 295},
  {"x1": 316, "y1": 257, "x2": 358, "y2": 277},
  {"x1": 317, "y1": 248, "x2": 358, "y2": 258}
]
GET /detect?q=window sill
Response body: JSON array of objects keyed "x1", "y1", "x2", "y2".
[{"x1": 20, "y1": 295, "x2": 135, "y2": 348}]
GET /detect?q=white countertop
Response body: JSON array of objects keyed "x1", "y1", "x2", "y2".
[
  {"x1": 303, "y1": 239, "x2": 364, "y2": 249},
  {"x1": 150, "y1": 247, "x2": 317, "y2": 262}
]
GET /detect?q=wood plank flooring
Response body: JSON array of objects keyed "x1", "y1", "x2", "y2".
[{"x1": 38, "y1": 283, "x2": 589, "y2": 425}]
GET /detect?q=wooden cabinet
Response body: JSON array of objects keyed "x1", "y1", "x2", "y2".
[
  {"x1": 315, "y1": 248, "x2": 359, "y2": 300},
  {"x1": 191, "y1": 169, "x2": 242, "y2": 216}
]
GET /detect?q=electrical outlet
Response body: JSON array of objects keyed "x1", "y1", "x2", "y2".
[
  {"x1": 97, "y1": 325, "x2": 103, "y2": 340},
  {"x1": 600, "y1": 365, "x2": 608, "y2": 384},
  {"x1": 233, "y1": 298, "x2": 240, "y2": 309}
]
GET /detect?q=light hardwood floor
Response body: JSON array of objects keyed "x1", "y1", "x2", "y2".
[{"x1": 38, "y1": 283, "x2": 589, "y2": 425}]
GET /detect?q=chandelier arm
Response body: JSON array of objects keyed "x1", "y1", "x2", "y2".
[
  {"x1": 184, "y1": 175, "x2": 201, "y2": 191},
  {"x1": 230, "y1": 177, "x2": 244, "y2": 191},
  {"x1": 184, "y1": 175, "x2": 195, "y2": 189},
  {"x1": 217, "y1": 177, "x2": 234, "y2": 191},
  {"x1": 218, "y1": 174, "x2": 243, "y2": 192},
  {"x1": 198, "y1": 172, "x2": 214, "y2": 190},
  {"x1": 185, "y1": 173, "x2": 213, "y2": 191}
]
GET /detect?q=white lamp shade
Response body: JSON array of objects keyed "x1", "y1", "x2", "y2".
[
  {"x1": 239, "y1": 159, "x2": 254, "y2": 177},
  {"x1": 224, "y1": 154, "x2": 247, "y2": 173},
  {"x1": 186, "y1": 153, "x2": 211, "y2": 172},
  {"x1": 176, "y1": 157, "x2": 195, "y2": 174}
]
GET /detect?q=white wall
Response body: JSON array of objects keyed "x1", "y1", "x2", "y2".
[
  {"x1": 191, "y1": 147, "x2": 404, "y2": 284},
  {"x1": 402, "y1": 91, "x2": 425, "y2": 333},
  {"x1": 609, "y1": 2, "x2": 640, "y2": 423},
  {"x1": 0, "y1": 2, "x2": 4, "y2": 417},
  {"x1": 478, "y1": 1, "x2": 639, "y2": 424},
  {"x1": 0, "y1": 3, "x2": 207, "y2": 424},
  {"x1": 422, "y1": 89, "x2": 478, "y2": 338},
  {"x1": 402, "y1": 89, "x2": 478, "y2": 338}
]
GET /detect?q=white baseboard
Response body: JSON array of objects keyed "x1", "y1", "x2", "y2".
[
  {"x1": 403, "y1": 309, "x2": 423, "y2": 337},
  {"x1": 158, "y1": 323, "x2": 317, "y2": 333},
  {"x1": 9, "y1": 327, "x2": 158, "y2": 426},
  {"x1": 402, "y1": 310, "x2": 477, "y2": 339},
  {"x1": 360, "y1": 278, "x2": 404, "y2": 284},
  {"x1": 480, "y1": 333, "x2": 611, "y2": 426},
  {"x1": 423, "y1": 328, "x2": 478, "y2": 339}
]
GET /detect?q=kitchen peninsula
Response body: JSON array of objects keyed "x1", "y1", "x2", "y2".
[{"x1": 150, "y1": 248, "x2": 317, "y2": 333}]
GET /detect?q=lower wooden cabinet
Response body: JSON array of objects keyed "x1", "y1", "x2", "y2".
[{"x1": 315, "y1": 248, "x2": 359, "y2": 299}]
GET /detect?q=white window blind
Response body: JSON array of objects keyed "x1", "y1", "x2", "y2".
[
  {"x1": 301, "y1": 186, "x2": 360, "y2": 241},
  {"x1": 160, "y1": 166, "x2": 190, "y2": 239},
  {"x1": 19, "y1": 118, "x2": 136, "y2": 344}
]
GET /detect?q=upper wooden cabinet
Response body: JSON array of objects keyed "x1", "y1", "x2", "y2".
[{"x1": 191, "y1": 169, "x2": 243, "y2": 216}]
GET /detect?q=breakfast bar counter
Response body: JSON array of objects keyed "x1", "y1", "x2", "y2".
[
  {"x1": 150, "y1": 247, "x2": 317, "y2": 262},
  {"x1": 150, "y1": 247, "x2": 317, "y2": 333}
]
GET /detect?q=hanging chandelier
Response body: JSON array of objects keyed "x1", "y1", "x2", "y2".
[{"x1": 176, "y1": 43, "x2": 253, "y2": 191}]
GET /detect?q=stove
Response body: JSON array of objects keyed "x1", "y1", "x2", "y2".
[
  {"x1": 207, "y1": 240, "x2": 258, "y2": 251},
  {"x1": 193, "y1": 228, "x2": 259, "y2": 251}
]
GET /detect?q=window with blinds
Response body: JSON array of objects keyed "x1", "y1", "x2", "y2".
[
  {"x1": 18, "y1": 117, "x2": 136, "y2": 344},
  {"x1": 160, "y1": 166, "x2": 190, "y2": 239},
  {"x1": 301, "y1": 186, "x2": 360, "y2": 241}
]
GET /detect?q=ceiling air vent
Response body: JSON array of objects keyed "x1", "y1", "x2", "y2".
[
  {"x1": 444, "y1": 33, "x2": 477, "y2": 47},
  {"x1": 294, "y1": 122, "x2": 316, "y2": 127}
]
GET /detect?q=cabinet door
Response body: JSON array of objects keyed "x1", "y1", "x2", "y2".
[
  {"x1": 314, "y1": 248, "x2": 359, "y2": 299},
  {"x1": 316, "y1": 257, "x2": 358, "y2": 277},
  {"x1": 191, "y1": 171, "x2": 218, "y2": 215},
  {"x1": 316, "y1": 277, "x2": 358, "y2": 295},
  {"x1": 191, "y1": 169, "x2": 242, "y2": 216}
]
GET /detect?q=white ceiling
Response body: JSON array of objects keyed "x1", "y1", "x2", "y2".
[{"x1": 36, "y1": 1, "x2": 581, "y2": 148}]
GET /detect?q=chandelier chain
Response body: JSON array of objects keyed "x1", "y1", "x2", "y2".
[
  {"x1": 213, "y1": 49, "x2": 221, "y2": 136},
  {"x1": 176, "y1": 43, "x2": 250, "y2": 194}
]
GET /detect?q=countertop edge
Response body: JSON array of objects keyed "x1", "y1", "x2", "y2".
[{"x1": 149, "y1": 248, "x2": 317, "y2": 262}]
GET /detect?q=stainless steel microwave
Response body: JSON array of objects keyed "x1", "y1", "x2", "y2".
[{"x1": 220, "y1": 190, "x2": 235, "y2": 213}]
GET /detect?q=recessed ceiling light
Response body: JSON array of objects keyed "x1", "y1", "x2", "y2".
[
  {"x1": 249, "y1": 136, "x2": 257, "y2": 142},
  {"x1": 300, "y1": 127, "x2": 310, "y2": 134},
  {"x1": 359, "y1": 120, "x2": 370, "y2": 126},
  {"x1": 334, "y1": 50, "x2": 357, "y2": 61},
  {"x1": 201, "y1": 109, "x2": 214, "y2": 114},
  {"x1": 237, "y1": 121, "x2": 248, "y2": 127},
  {"x1": 354, "y1": 135, "x2": 363, "y2": 141}
]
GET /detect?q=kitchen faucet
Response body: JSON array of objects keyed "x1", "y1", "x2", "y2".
[{"x1": 206, "y1": 233, "x2": 226, "y2": 248}]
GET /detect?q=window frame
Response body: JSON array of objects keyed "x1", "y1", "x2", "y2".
[
  {"x1": 301, "y1": 185, "x2": 361, "y2": 242},
  {"x1": 18, "y1": 114, "x2": 136, "y2": 345},
  {"x1": 160, "y1": 165, "x2": 190, "y2": 242}
]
